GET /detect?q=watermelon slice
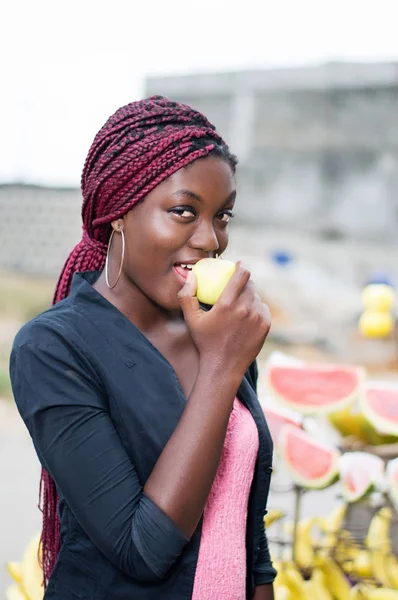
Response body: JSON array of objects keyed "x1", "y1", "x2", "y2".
[
  {"x1": 339, "y1": 452, "x2": 385, "y2": 503},
  {"x1": 360, "y1": 384, "x2": 398, "y2": 437},
  {"x1": 262, "y1": 404, "x2": 303, "y2": 447},
  {"x1": 268, "y1": 363, "x2": 363, "y2": 415},
  {"x1": 328, "y1": 401, "x2": 394, "y2": 445},
  {"x1": 386, "y1": 457, "x2": 398, "y2": 510},
  {"x1": 279, "y1": 425, "x2": 340, "y2": 489}
]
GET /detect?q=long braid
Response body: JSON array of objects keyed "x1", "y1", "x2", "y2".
[{"x1": 40, "y1": 95, "x2": 236, "y2": 586}]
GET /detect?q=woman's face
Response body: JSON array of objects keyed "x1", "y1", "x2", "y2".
[{"x1": 112, "y1": 155, "x2": 236, "y2": 312}]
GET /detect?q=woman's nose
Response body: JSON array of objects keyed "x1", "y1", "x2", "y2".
[{"x1": 189, "y1": 221, "x2": 220, "y2": 253}]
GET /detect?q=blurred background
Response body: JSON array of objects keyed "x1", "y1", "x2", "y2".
[{"x1": 2, "y1": 0, "x2": 398, "y2": 596}]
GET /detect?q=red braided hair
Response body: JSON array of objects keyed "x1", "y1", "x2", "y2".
[{"x1": 40, "y1": 95, "x2": 237, "y2": 585}]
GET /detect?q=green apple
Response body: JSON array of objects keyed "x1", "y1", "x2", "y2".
[{"x1": 192, "y1": 258, "x2": 236, "y2": 305}]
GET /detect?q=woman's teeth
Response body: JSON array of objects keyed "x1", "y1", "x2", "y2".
[{"x1": 178, "y1": 264, "x2": 194, "y2": 270}]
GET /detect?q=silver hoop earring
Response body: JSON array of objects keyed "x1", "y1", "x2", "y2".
[{"x1": 105, "y1": 229, "x2": 125, "y2": 289}]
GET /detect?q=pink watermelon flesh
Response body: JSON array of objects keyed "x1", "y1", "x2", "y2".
[
  {"x1": 343, "y1": 470, "x2": 369, "y2": 497},
  {"x1": 367, "y1": 388, "x2": 398, "y2": 425},
  {"x1": 269, "y1": 364, "x2": 359, "y2": 413},
  {"x1": 345, "y1": 473, "x2": 357, "y2": 494},
  {"x1": 282, "y1": 426, "x2": 338, "y2": 486},
  {"x1": 263, "y1": 406, "x2": 302, "y2": 446}
]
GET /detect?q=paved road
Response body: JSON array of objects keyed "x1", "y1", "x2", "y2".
[{"x1": 1, "y1": 401, "x2": 41, "y2": 593}]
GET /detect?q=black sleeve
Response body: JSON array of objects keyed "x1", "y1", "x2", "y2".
[
  {"x1": 245, "y1": 360, "x2": 277, "y2": 586},
  {"x1": 10, "y1": 340, "x2": 188, "y2": 582}
]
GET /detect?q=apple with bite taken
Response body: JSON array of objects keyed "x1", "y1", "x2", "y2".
[{"x1": 192, "y1": 258, "x2": 236, "y2": 305}]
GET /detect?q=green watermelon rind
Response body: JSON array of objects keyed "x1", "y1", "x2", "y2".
[
  {"x1": 268, "y1": 364, "x2": 364, "y2": 416},
  {"x1": 386, "y1": 457, "x2": 398, "y2": 508},
  {"x1": 342, "y1": 480, "x2": 375, "y2": 503},
  {"x1": 280, "y1": 425, "x2": 340, "y2": 490},
  {"x1": 360, "y1": 384, "x2": 398, "y2": 437},
  {"x1": 339, "y1": 452, "x2": 385, "y2": 503}
]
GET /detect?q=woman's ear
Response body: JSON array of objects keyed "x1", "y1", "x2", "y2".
[{"x1": 111, "y1": 218, "x2": 124, "y2": 232}]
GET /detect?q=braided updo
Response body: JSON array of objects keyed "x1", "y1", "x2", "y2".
[{"x1": 41, "y1": 95, "x2": 237, "y2": 585}]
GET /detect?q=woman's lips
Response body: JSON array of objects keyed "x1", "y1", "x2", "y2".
[{"x1": 173, "y1": 265, "x2": 190, "y2": 284}]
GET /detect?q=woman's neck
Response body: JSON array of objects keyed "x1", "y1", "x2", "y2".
[{"x1": 92, "y1": 271, "x2": 185, "y2": 336}]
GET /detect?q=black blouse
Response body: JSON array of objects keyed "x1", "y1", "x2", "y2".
[{"x1": 10, "y1": 271, "x2": 276, "y2": 599}]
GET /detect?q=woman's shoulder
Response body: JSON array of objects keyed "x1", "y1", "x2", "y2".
[{"x1": 11, "y1": 296, "x2": 83, "y2": 355}]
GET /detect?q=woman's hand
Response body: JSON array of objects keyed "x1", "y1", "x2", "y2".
[{"x1": 178, "y1": 262, "x2": 271, "y2": 378}]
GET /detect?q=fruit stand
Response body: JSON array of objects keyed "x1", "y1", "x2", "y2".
[{"x1": 264, "y1": 357, "x2": 398, "y2": 600}]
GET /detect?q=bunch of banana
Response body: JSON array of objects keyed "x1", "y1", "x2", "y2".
[
  {"x1": 5, "y1": 533, "x2": 43, "y2": 600},
  {"x1": 286, "y1": 516, "x2": 319, "y2": 570},
  {"x1": 304, "y1": 568, "x2": 333, "y2": 600},
  {"x1": 317, "y1": 504, "x2": 350, "y2": 559},
  {"x1": 351, "y1": 584, "x2": 398, "y2": 599},
  {"x1": 272, "y1": 560, "x2": 305, "y2": 599},
  {"x1": 365, "y1": 506, "x2": 398, "y2": 590},
  {"x1": 313, "y1": 554, "x2": 353, "y2": 600},
  {"x1": 273, "y1": 558, "x2": 336, "y2": 599}
]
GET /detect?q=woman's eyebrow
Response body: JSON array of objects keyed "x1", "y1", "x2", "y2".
[
  {"x1": 171, "y1": 189, "x2": 237, "y2": 206},
  {"x1": 222, "y1": 190, "x2": 237, "y2": 206},
  {"x1": 171, "y1": 189, "x2": 203, "y2": 203}
]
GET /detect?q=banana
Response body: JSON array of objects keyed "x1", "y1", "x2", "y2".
[
  {"x1": 273, "y1": 560, "x2": 290, "y2": 588},
  {"x1": 311, "y1": 568, "x2": 334, "y2": 600},
  {"x1": 318, "y1": 504, "x2": 347, "y2": 553},
  {"x1": 366, "y1": 590, "x2": 398, "y2": 600},
  {"x1": 366, "y1": 507, "x2": 393, "y2": 553},
  {"x1": 5, "y1": 584, "x2": 29, "y2": 600},
  {"x1": 314, "y1": 555, "x2": 352, "y2": 600},
  {"x1": 275, "y1": 585, "x2": 293, "y2": 600},
  {"x1": 304, "y1": 580, "x2": 321, "y2": 596},
  {"x1": 285, "y1": 516, "x2": 317, "y2": 570},
  {"x1": 366, "y1": 507, "x2": 395, "y2": 588},
  {"x1": 283, "y1": 563, "x2": 307, "y2": 600},
  {"x1": 350, "y1": 584, "x2": 370, "y2": 599},
  {"x1": 20, "y1": 533, "x2": 44, "y2": 600},
  {"x1": 334, "y1": 529, "x2": 360, "y2": 567},
  {"x1": 351, "y1": 587, "x2": 398, "y2": 600},
  {"x1": 387, "y1": 553, "x2": 398, "y2": 590},
  {"x1": 7, "y1": 561, "x2": 23, "y2": 585},
  {"x1": 352, "y1": 549, "x2": 373, "y2": 579},
  {"x1": 264, "y1": 509, "x2": 284, "y2": 529}
]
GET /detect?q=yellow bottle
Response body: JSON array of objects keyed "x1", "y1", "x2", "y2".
[{"x1": 359, "y1": 310, "x2": 394, "y2": 338}]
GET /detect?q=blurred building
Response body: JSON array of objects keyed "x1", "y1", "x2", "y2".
[{"x1": 146, "y1": 62, "x2": 398, "y2": 242}]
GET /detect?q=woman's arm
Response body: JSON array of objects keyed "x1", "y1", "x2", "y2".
[
  {"x1": 11, "y1": 339, "x2": 189, "y2": 582},
  {"x1": 145, "y1": 265, "x2": 270, "y2": 537},
  {"x1": 253, "y1": 584, "x2": 274, "y2": 600},
  {"x1": 144, "y1": 356, "x2": 243, "y2": 535}
]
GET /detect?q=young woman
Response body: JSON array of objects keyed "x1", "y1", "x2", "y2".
[{"x1": 10, "y1": 96, "x2": 276, "y2": 599}]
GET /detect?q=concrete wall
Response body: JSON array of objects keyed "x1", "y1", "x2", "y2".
[
  {"x1": 0, "y1": 184, "x2": 81, "y2": 276},
  {"x1": 146, "y1": 62, "x2": 398, "y2": 243}
]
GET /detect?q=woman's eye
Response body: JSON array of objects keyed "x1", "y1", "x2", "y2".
[
  {"x1": 170, "y1": 207, "x2": 196, "y2": 219},
  {"x1": 218, "y1": 211, "x2": 234, "y2": 223}
]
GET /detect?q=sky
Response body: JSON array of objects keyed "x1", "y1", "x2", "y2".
[{"x1": 1, "y1": 0, "x2": 398, "y2": 186}]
